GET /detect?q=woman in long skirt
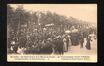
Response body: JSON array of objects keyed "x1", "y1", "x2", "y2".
[
  {"x1": 63, "y1": 38, "x2": 67, "y2": 52},
  {"x1": 86, "y1": 36, "x2": 91, "y2": 50}
]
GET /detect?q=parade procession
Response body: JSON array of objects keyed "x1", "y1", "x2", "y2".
[{"x1": 7, "y1": 4, "x2": 97, "y2": 55}]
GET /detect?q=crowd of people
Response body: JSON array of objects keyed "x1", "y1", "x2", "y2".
[
  {"x1": 7, "y1": 5, "x2": 97, "y2": 55},
  {"x1": 7, "y1": 25, "x2": 97, "y2": 55}
]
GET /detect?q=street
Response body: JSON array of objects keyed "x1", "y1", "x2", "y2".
[{"x1": 64, "y1": 38, "x2": 97, "y2": 55}]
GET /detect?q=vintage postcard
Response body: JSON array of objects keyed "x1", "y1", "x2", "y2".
[{"x1": 7, "y1": 4, "x2": 97, "y2": 62}]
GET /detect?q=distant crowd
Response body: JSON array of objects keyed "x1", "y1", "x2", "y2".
[{"x1": 7, "y1": 25, "x2": 97, "y2": 55}]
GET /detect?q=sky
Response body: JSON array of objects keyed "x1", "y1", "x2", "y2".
[{"x1": 9, "y1": 4, "x2": 97, "y2": 24}]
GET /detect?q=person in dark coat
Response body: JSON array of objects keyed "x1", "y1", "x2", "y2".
[
  {"x1": 85, "y1": 36, "x2": 91, "y2": 50},
  {"x1": 66, "y1": 36, "x2": 69, "y2": 51},
  {"x1": 54, "y1": 36, "x2": 64, "y2": 55},
  {"x1": 52, "y1": 38, "x2": 58, "y2": 54},
  {"x1": 78, "y1": 32, "x2": 84, "y2": 48}
]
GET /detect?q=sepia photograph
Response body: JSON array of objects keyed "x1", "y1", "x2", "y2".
[{"x1": 7, "y1": 4, "x2": 97, "y2": 62}]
